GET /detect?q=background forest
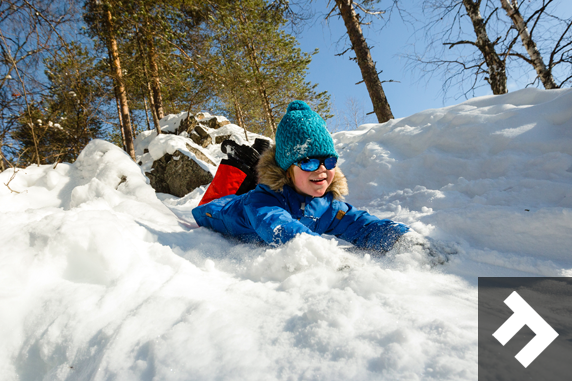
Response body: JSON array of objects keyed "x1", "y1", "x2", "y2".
[{"x1": 1, "y1": 0, "x2": 571, "y2": 169}]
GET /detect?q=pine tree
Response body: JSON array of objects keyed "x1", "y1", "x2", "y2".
[
  {"x1": 84, "y1": 0, "x2": 136, "y2": 160},
  {"x1": 205, "y1": 0, "x2": 331, "y2": 136},
  {"x1": 13, "y1": 43, "x2": 106, "y2": 164}
]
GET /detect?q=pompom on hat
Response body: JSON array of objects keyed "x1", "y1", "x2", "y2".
[{"x1": 274, "y1": 100, "x2": 338, "y2": 171}]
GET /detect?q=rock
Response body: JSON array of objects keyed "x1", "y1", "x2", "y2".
[
  {"x1": 190, "y1": 127, "x2": 212, "y2": 148},
  {"x1": 146, "y1": 150, "x2": 213, "y2": 197},
  {"x1": 215, "y1": 134, "x2": 232, "y2": 144},
  {"x1": 216, "y1": 116, "x2": 231, "y2": 127},
  {"x1": 203, "y1": 116, "x2": 230, "y2": 129},
  {"x1": 177, "y1": 113, "x2": 230, "y2": 137},
  {"x1": 204, "y1": 117, "x2": 219, "y2": 129},
  {"x1": 177, "y1": 114, "x2": 194, "y2": 135},
  {"x1": 195, "y1": 112, "x2": 212, "y2": 120},
  {"x1": 164, "y1": 151, "x2": 213, "y2": 197},
  {"x1": 195, "y1": 125, "x2": 209, "y2": 138},
  {"x1": 146, "y1": 154, "x2": 172, "y2": 194},
  {"x1": 186, "y1": 143, "x2": 215, "y2": 166}
]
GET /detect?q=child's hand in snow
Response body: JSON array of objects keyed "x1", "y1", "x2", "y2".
[{"x1": 391, "y1": 230, "x2": 457, "y2": 266}]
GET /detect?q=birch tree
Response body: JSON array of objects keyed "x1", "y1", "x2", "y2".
[
  {"x1": 499, "y1": 0, "x2": 567, "y2": 89},
  {"x1": 411, "y1": 0, "x2": 509, "y2": 97},
  {"x1": 461, "y1": 0, "x2": 508, "y2": 94}
]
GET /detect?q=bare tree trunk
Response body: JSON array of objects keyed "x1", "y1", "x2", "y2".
[
  {"x1": 499, "y1": 0, "x2": 558, "y2": 89},
  {"x1": 112, "y1": 77, "x2": 126, "y2": 151},
  {"x1": 462, "y1": 0, "x2": 508, "y2": 94},
  {"x1": 233, "y1": 97, "x2": 249, "y2": 141},
  {"x1": 146, "y1": 31, "x2": 165, "y2": 119},
  {"x1": 335, "y1": 0, "x2": 394, "y2": 123},
  {"x1": 143, "y1": 97, "x2": 152, "y2": 131},
  {"x1": 146, "y1": 80, "x2": 162, "y2": 134},
  {"x1": 136, "y1": 32, "x2": 162, "y2": 134},
  {"x1": 0, "y1": 28, "x2": 42, "y2": 164},
  {"x1": 236, "y1": 12, "x2": 277, "y2": 136},
  {"x1": 256, "y1": 82, "x2": 276, "y2": 136},
  {"x1": 244, "y1": 42, "x2": 277, "y2": 135},
  {"x1": 233, "y1": 98, "x2": 245, "y2": 128},
  {"x1": 0, "y1": 140, "x2": 8, "y2": 171},
  {"x1": 105, "y1": 7, "x2": 136, "y2": 160}
]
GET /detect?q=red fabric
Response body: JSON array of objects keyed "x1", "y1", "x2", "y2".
[{"x1": 199, "y1": 164, "x2": 247, "y2": 206}]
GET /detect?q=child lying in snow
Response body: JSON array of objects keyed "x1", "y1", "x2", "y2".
[{"x1": 192, "y1": 100, "x2": 409, "y2": 252}]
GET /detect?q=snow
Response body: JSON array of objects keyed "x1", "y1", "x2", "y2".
[
  {"x1": 1, "y1": 88, "x2": 571, "y2": 380},
  {"x1": 135, "y1": 114, "x2": 267, "y2": 175}
]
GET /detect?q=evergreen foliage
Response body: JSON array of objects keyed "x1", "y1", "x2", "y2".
[
  {"x1": 12, "y1": 43, "x2": 106, "y2": 164},
  {"x1": 4, "y1": 0, "x2": 332, "y2": 162},
  {"x1": 203, "y1": 0, "x2": 331, "y2": 136}
]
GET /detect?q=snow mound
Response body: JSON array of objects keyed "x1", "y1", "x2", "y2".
[
  {"x1": 335, "y1": 88, "x2": 572, "y2": 264},
  {"x1": 1, "y1": 88, "x2": 571, "y2": 380}
]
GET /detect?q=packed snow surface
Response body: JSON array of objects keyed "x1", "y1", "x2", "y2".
[{"x1": 1, "y1": 88, "x2": 571, "y2": 380}]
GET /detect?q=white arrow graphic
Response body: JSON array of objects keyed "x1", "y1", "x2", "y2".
[{"x1": 492, "y1": 291, "x2": 559, "y2": 368}]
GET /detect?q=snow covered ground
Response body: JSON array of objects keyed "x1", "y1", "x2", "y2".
[{"x1": 1, "y1": 88, "x2": 571, "y2": 380}]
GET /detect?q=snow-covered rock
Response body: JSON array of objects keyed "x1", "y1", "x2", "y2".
[{"x1": 135, "y1": 111, "x2": 269, "y2": 198}]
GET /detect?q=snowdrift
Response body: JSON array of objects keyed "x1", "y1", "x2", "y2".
[{"x1": 1, "y1": 88, "x2": 571, "y2": 380}]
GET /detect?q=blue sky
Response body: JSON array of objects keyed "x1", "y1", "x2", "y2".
[{"x1": 297, "y1": 0, "x2": 572, "y2": 127}]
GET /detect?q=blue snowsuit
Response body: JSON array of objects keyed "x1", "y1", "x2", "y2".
[{"x1": 192, "y1": 183, "x2": 409, "y2": 251}]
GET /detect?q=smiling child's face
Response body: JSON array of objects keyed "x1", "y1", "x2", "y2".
[{"x1": 290, "y1": 164, "x2": 335, "y2": 198}]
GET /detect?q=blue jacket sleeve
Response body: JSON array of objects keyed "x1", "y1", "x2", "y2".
[
  {"x1": 243, "y1": 191, "x2": 319, "y2": 246},
  {"x1": 328, "y1": 203, "x2": 409, "y2": 251}
]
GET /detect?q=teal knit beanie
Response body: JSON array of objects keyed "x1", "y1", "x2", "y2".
[{"x1": 275, "y1": 100, "x2": 338, "y2": 171}]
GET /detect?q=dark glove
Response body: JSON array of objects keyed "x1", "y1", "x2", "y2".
[
  {"x1": 220, "y1": 139, "x2": 269, "y2": 195},
  {"x1": 391, "y1": 231, "x2": 458, "y2": 266}
]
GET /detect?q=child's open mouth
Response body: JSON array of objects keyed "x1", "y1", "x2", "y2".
[{"x1": 310, "y1": 179, "x2": 326, "y2": 184}]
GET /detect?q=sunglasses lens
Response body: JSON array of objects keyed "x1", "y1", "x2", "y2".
[
  {"x1": 298, "y1": 157, "x2": 337, "y2": 171},
  {"x1": 324, "y1": 157, "x2": 337, "y2": 170},
  {"x1": 299, "y1": 158, "x2": 320, "y2": 171}
]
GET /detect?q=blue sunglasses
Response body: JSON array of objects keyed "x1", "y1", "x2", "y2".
[{"x1": 295, "y1": 157, "x2": 338, "y2": 172}]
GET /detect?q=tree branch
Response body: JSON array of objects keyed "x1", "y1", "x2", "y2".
[
  {"x1": 483, "y1": 7, "x2": 499, "y2": 27},
  {"x1": 549, "y1": 20, "x2": 572, "y2": 68},
  {"x1": 354, "y1": 2, "x2": 385, "y2": 16},
  {"x1": 507, "y1": 52, "x2": 533, "y2": 65},
  {"x1": 335, "y1": 46, "x2": 353, "y2": 56},
  {"x1": 325, "y1": 3, "x2": 338, "y2": 20},
  {"x1": 0, "y1": 28, "x2": 41, "y2": 165},
  {"x1": 444, "y1": 40, "x2": 477, "y2": 49}
]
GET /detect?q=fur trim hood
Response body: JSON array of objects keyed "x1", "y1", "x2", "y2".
[{"x1": 257, "y1": 145, "x2": 348, "y2": 200}]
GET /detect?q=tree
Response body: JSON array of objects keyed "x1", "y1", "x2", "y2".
[
  {"x1": 411, "y1": 0, "x2": 508, "y2": 97},
  {"x1": 88, "y1": 0, "x2": 220, "y2": 136},
  {"x1": 203, "y1": 0, "x2": 331, "y2": 136},
  {"x1": 11, "y1": 43, "x2": 106, "y2": 164},
  {"x1": 330, "y1": 0, "x2": 395, "y2": 123},
  {"x1": 500, "y1": 0, "x2": 556, "y2": 89},
  {"x1": 0, "y1": 0, "x2": 79, "y2": 166},
  {"x1": 461, "y1": 0, "x2": 508, "y2": 94},
  {"x1": 499, "y1": 0, "x2": 572, "y2": 89},
  {"x1": 410, "y1": 0, "x2": 571, "y2": 99},
  {"x1": 328, "y1": 96, "x2": 375, "y2": 132},
  {"x1": 84, "y1": 0, "x2": 136, "y2": 160}
]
